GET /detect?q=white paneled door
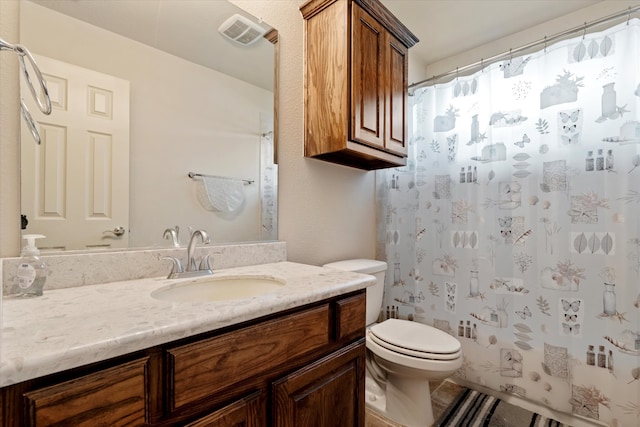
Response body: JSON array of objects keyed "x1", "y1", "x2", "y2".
[{"x1": 21, "y1": 55, "x2": 130, "y2": 251}]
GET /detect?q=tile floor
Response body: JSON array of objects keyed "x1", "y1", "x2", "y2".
[{"x1": 364, "y1": 380, "x2": 465, "y2": 427}]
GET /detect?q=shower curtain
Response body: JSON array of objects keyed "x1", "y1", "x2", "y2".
[{"x1": 377, "y1": 19, "x2": 640, "y2": 426}]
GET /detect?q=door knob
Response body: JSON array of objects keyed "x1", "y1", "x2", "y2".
[{"x1": 104, "y1": 226, "x2": 126, "y2": 236}]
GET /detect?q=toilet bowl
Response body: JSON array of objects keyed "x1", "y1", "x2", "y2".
[
  {"x1": 323, "y1": 259, "x2": 462, "y2": 427},
  {"x1": 367, "y1": 318, "x2": 462, "y2": 426}
]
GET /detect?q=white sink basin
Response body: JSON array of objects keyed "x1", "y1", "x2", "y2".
[{"x1": 151, "y1": 275, "x2": 285, "y2": 302}]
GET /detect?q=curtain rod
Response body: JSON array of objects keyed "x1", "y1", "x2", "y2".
[{"x1": 409, "y1": 5, "x2": 640, "y2": 92}]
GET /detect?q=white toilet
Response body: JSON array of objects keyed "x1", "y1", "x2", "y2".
[{"x1": 324, "y1": 259, "x2": 462, "y2": 427}]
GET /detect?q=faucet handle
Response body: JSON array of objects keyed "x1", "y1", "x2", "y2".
[
  {"x1": 199, "y1": 254, "x2": 212, "y2": 271},
  {"x1": 195, "y1": 229, "x2": 211, "y2": 244},
  {"x1": 160, "y1": 256, "x2": 184, "y2": 279},
  {"x1": 163, "y1": 227, "x2": 180, "y2": 248}
]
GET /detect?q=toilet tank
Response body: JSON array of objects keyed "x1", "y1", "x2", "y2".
[{"x1": 322, "y1": 259, "x2": 387, "y2": 325}]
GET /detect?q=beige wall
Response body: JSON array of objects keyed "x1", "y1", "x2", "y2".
[
  {"x1": 0, "y1": 0, "x2": 21, "y2": 257},
  {"x1": 231, "y1": 0, "x2": 378, "y2": 267}
]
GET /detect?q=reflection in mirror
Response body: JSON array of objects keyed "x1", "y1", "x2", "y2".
[{"x1": 19, "y1": 0, "x2": 277, "y2": 252}]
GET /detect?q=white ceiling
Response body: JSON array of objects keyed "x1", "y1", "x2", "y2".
[
  {"x1": 381, "y1": 0, "x2": 602, "y2": 77},
  {"x1": 26, "y1": 0, "x2": 275, "y2": 91}
]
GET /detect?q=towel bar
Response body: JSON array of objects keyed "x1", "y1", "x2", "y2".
[{"x1": 187, "y1": 172, "x2": 254, "y2": 185}]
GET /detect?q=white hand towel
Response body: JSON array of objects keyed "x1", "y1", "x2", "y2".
[{"x1": 197, "y1": 176, "x2": 245, "y2": 213}]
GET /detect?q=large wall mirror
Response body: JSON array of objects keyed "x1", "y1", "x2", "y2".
[{"x1": 18, "y1": 0, "x2": 278, "y2": 252}]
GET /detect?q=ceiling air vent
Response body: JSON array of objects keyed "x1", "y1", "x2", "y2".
[{"x1": 218, "y1": 14, "x2": 266, "y2": 46}]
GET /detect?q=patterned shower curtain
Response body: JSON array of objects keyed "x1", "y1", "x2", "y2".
[{"x1": 376, "y1": 19, "x2": 640, "y2": 426}]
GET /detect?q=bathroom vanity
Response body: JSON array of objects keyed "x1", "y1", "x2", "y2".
[{"x1": 0, "y1": 261, "x2": 373, "y2": 426}]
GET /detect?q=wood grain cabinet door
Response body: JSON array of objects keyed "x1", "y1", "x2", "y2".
[
  {"x1": 384, "y1": 32, "x2": 409, "y2": 157},
  {"x1": 184, "y1": 391, "x2": 263, "y2": 427},
  {"x1": 23, "y1": 357, "x2": 150, "y2": 427},
  {"x1": 351, "y1": 4, "x2": 385, "y2": 150},
  {"x1": 351, "y1": 4, "x2": 408, "y2": 157},
  {"x1": 272, "y1": 340, "x2": 365, "y2": 427}
]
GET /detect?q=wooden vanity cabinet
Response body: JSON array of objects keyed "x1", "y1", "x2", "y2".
[
  {"x1": 300, "y1": 0, "x2": 418, "y2": 170},
  {"x1": 0, "y1": 291, "x2": 366, "y2": 427}
]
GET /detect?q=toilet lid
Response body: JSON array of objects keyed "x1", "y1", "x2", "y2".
[{"x1": 369, "y1": 319, "x2": 461, "y2": 360}]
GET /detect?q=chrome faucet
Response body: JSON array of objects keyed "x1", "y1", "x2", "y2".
[
  {"x1": 160, "y1": 229, "x2": 213, "y2": 279},
  {"x1": 186, "y1": 229, "x2": 211, "y2": 272}
]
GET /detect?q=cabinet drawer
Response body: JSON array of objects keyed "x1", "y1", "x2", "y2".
[
  {"x1": 24, "y1": 357, "x2": 150, "y2": 427},
  {"x1": 335, "y1": 293, "x2": 366, "y2": 341},
  {"x1": 167, "y1": 304, "x2": 330, "y2": 411}
]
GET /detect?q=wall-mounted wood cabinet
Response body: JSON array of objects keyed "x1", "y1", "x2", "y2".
[{"x1": 301, "y1": 0, "x2": 418, "y2": 170}]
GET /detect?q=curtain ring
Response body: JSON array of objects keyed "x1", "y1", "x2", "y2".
[
  {"x1": 509, "y1": 48, "x2": 513, "y2": 62},
  {"x1": 543, "y1": 36, "x2": 547, "y2": 53},
  {"x1": 480, "y1": 59, "x2": 484, "y2": 72},
  {"x1": 582, "y1": 22, "x2": 587, "y2": 39},
  {"x1": 628, "y1": 7, "x2": 631, "y2": 25},
  {"x1": 456, "y1": 67, "x2": 459, "y2": 80}
]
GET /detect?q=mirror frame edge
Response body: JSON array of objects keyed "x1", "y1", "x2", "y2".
[{"x1": 265, "y1": 28, "x2": 279, "y2": 165}]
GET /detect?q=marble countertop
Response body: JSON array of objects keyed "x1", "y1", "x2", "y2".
[{"x1": 0, "y1": 261, "x2": 375, "y2": 387}]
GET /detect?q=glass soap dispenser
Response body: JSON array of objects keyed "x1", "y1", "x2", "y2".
[{"x1": 16, "y1": 234, "x2": 47, "y2": 297}]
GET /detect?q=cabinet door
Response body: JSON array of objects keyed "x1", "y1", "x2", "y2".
[
  {"x1": 272, "y1": 340, "x2": 365, "y2": 427},
  {"x1": 351, "y1": 4, "x2": 385, "y2": 149},
  {"x1": 385, "y1": 33, "x2": 409, "y2": 156},
  {"x1": 23, "y1": 357, "x2": 150, "y2": 427},
  {"x1": 184, "y1": 391, "x2": 263, "y2": 427}
]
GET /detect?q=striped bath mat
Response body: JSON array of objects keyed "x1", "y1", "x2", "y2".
[{"x1": 435, "y1": 387, "x2": 566, "y2": 427}]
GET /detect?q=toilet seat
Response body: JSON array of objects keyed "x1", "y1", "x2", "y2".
[{"x1": 368, "y1": 319, "x2": 461, "y2": 361}]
